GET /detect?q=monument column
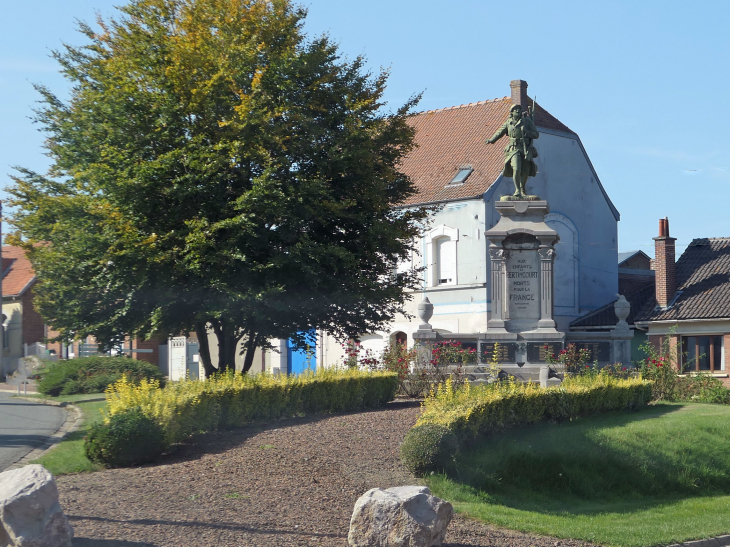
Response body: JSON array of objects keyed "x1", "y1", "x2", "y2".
[
  {"x1": 538, "y1": 245, "x2": 556, "y2": 330},
  {"x1": 488, "y1": 247, "x2": 509, "y2": 330}
]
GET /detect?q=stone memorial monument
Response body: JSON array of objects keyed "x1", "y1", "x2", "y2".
[
  {"x1": 412, "y1": 92, "x2": 631, "y2": 382},
  {"x1": 484, "y1": 101, "x2": 563, "y2": 357},
  {"x1": 484, "y1": 200, "x2": 562, "y2": 344}
]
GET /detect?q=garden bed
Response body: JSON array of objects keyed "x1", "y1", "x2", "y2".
[{"x1": 55, "y1": 400, "x2": 594, "y2": 547}]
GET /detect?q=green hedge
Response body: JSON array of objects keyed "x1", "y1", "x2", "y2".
[
  {"x1": 104, "y1": 368, "x2": 398, "y2": 447},
  {"x1": 85, "y1": 408, "x2": 166, "y2": 467},
  {"x1": 400, "y1": 424, "x2": 459, "y2": 477},
  {"x1": 38, "y1": 356, "x2": 165, "y2": 396},
  {"x1": 416, "y1": 375, "x2": 653, "y2": 447}
]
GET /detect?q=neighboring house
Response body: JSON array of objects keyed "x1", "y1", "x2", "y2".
[
  {"x1": 1, "y1": 246, "x2": 48, "y2": 376},
  {"x1": 318, "y1": 79, "x2": 621, "y2": 366},
  {"x1": 568, "y1": 250, "x2": 656, "y2": 360},
  {"x1": 634, "y1": 219, "x2": 730, "y2": 386},
  {"x1": 0, "y1": 245, "x2": 165, "y2": 379}
]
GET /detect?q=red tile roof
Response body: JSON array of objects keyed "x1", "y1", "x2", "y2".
[
  {"x1": 2, "y1": 246, "x2": 36, "y2": 297},
  {"x1": 401, "y1": 96, "x2": 573, "y2": 205}
]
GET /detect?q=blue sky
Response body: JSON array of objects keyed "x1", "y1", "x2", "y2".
[{"x1": 1, "y1": 0, "x2": 728, "y2": 256}]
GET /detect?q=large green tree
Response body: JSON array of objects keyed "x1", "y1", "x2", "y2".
[{"x1": 8, "y1": 0, "x2": 428, "y2": 375}]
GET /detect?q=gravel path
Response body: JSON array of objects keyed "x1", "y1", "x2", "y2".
[{"x1": 57, "y1": 401, "x2": 595, "y2": 547}]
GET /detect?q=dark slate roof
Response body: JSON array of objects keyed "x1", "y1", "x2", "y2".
[
  {"x1": 635, "y1": 238, "x2": 730, "y2": 322},
  {"x1": 618, "y1": 250, "x2": 651, "y2": 266},
  {"x1": 400, "y1": 96, "x2": 573, "y2": 205},
  {"x1": 570, "y1": 284, "x2": 656, "y2": 329}
]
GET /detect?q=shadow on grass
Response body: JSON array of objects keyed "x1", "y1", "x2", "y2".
[{"x1": 442, "y1": 403, "x2": 730, "y2": 516}]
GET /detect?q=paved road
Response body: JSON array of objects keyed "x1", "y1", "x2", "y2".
[{"x1": 0, "y1": 391, "x2": 66, "y2": 472}]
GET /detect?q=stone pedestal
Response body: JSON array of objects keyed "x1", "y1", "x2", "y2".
[{"x1": 485, "y1": 201, "x2": 563, "y2": 344}]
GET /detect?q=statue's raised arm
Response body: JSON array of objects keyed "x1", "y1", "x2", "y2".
[{"x1": 485, "y1": 104, "x2": 540, "y2": 200}]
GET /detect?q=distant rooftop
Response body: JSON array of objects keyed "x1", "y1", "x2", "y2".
[{"x1": 636, "y1": 238, "x2": 730, "y2": 322}]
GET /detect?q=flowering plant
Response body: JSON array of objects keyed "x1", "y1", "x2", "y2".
[
  {"x1": 545, "y1": 343, "x2": 592, "y2": 374},
  {"x1": 636, "y1": 333, "x2": 680, "y2": 401}
]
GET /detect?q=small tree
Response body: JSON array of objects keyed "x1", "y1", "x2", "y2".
[{"x1": 8, "y1": 0, "x2": 429, "y2": 375}]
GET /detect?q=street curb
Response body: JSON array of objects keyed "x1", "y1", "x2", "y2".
[
  {"x1": 665, "y1": 535, "x2": 730, "y2": 547},
  {"x1": 6, "y1": 398, "x2": 86, "y2": 471}
]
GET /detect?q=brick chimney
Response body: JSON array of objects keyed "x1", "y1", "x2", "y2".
[
  {"x1": 510, "y1": 80, "x2": 529, "y2": 108},
  {"x1": 653, "y1": 217, "x2": 677, "y2": 308}
]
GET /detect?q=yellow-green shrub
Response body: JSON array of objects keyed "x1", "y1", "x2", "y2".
[
  {"x1": 416, "y1": 374, "x2": 652, "y2": 446},
  {"x1": 105, "y1": 368, "x2": 397, "y2": 444}
]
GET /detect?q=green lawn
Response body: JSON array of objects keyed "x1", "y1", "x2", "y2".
[
  {"x1": 28, "y1": 395, "x2": 108, "y2": 475},
  {"x1": 427, "y1": 403, "x2": 730, "y2": 547}
]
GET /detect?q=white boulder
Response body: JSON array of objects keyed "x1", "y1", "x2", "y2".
[
  {"x1": 0, "y1": 465, "x2": 73, "y2": 547},
  {"x1": 348, "y1": 486, "x2": 453, "y2": 547}
]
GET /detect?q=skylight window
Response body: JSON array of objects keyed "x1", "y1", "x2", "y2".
[{"x1": 449, "y1": 167, "x2": 473, "y2": 186}]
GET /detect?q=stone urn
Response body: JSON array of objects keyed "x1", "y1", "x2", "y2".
[
  {"x1": 614, "y1": 294, "x2": 630, "y2": 324},
  {"x1": 417, "y1": 297, "x2": 434, "y2": 330}
]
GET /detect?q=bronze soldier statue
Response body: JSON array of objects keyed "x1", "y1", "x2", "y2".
[{"x1": 486, "y1": 104, "x2": 539, "y2": 200}]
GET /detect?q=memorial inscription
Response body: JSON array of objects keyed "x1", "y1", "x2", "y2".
[
  {"x1": 481, "y1": 342, "x2": 516, "y2": 363},
  {"x1": 507, "y1": 250, "x2": 540, "y2": 319},
  {"x1": 527, "y1": 342, "x2": 563, "y2": 363}
]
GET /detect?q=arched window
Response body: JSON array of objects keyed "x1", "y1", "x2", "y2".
[
  {"x1": 393, "y1": 331, "x2": 407, "y2": 348},
  {"x1": 425, "y1": 225, "x2": 459, "y2": 287}
]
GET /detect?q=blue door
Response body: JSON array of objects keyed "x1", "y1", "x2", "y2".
[{"x1": 286, "y1": 331, "x2": 316, "y2": 375}]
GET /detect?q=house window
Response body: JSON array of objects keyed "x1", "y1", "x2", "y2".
[
  {"x1": 424, "y1": 224, "x2": 459, "y2": 287},
  {"x1": 393, "y1": 331, "x2": 407, "y2": 348},
  {"x1": 681, "y1": 335, "x2": 724, "y2": 372},
  {"x1": 2, "y1": 315, "x2": 8, "y2": 351},
  {"x1": 395, "y1": 249, "x2": 413, "y2": 279},
  {"x1": 435, "y1": 236, "x2": 456, "y2": 286}
]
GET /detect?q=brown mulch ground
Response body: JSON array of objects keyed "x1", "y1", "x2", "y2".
[{"x1": 58, "y1": 401, "x2": 596, "y2": 547}]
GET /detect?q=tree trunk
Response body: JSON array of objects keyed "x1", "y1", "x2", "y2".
[
  {"x1": 195, "y1": 322, "x2": 217, "y2": 378},
  {"x1": 241, "y1": 332, "x2": 260, "y2": 374},
  {"x1": 210, "y1": 320, "x2": 231, "y2": 373},
  {"x1": 209, "y1": 319, "x2": 246, "y2": 373}
]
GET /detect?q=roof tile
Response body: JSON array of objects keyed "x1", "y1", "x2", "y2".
[
  {"x1": 401, "y1": 96, "x2": 573, "y2": 205},
  {"x1": 2, "y1": 246, "x2": 36, "y2": 297}
]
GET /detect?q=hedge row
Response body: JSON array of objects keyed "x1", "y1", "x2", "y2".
[
  {"x1": 418, "y1": 375, "x2": 652, "y2": 443},
  {"x1": 104, "y1": 368, "x2": 397, "y2": 446},
  {"x1": 38, "y1": 356, "x2": 165, "y2": 396},
  {"x1": 401, "y1": 375, "x2": 652, "y2": 475}
]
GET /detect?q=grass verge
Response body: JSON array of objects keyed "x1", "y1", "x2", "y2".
[
  {"x1": 28, "y1": 395, "x2": 107, "y2": 475},
  {"x1": 427, "y1": 402, "x2": 730, "y2": 547}
]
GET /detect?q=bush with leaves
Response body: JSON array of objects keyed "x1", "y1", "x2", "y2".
[
  {"x1": 400, "y1": 424, "x2": 459, "y2": 477},
  {"x1": 38, "y1": 356, "x2": 165, "y2": 396},
  {"x1": 84, "y1": 408, "x2": 166, "y2": 467},
  {"x1": 676, "y1": 373, "x2": 730, "y2": 404}
]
